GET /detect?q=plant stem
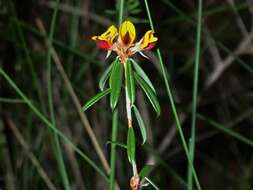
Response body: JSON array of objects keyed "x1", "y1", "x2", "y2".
[
  {"x1": 109, "y1": 109, "x2": 119, "y2": 190},
  {"x1": 143, "y1": 0, "x2": 202, "y2": 189},
  {"x1": 132, "y1": 161, "x2": 138, "y2": 176},
  {"x1": 46, "y1": 0, "x2": 70, "y2": 189},
  {"x1": 124, "y1": 68, "x2": 138, "y2": 178},
  {"x1": 118, "y1": 0, "x2": 124, "y2": 25},
  {"x1": 125, "y1": 86, "x2": 132, "y2": 128},
  {"x1": 187, "y1": 0, "x2": 203, "y2": 189},
  {"x1": 109, "y1": 1, "x2": 124, "y2": 189}
]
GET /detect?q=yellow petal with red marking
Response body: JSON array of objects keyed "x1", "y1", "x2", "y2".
[
  {"x1": 139, "y1": 30, "x2": 158, "y2": 50},
  {"x1": 119, "y1": 21, "x2": 136, "y2": 46},
  {"x1": 91, "y1": 25, "x2": 118, "y2": 49}
]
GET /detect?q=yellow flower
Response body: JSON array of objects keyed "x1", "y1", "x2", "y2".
[
  {"x1": 92, "y1": 20, "x2": 158, "y2": 63},
  {"x1": 91, "y1": 25, "x2": 118, "y2": 49},
  {"x1": 138, "y1": 30, "x2": 158, "y2": 50},
  {"x1": 119, "y1": 21, "x2": 136, "y2": 46}
]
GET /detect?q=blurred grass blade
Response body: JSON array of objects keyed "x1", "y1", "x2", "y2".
[
  {"x1": 127, "y1": 127, "x2": 136, "y2": 163},
  {"x1": 99, "y1": 63, "x2": 113, "y2": 91},
  {"x1": 144, "y1": 146, "x2": 187, "y2": 188},
  {"x1": 197, "y1": 114, "x2": 253, "y2": 147},
  {"x1": 107, "y1": 141, "x2": 127, "y2": 149},
  {"x1": 0, "y1": 67, "x2": 108, "y2": 181},
  {"x1": 82, "y1": 88, "x2": 111, "y2": 111},
  {"x1": 132, "y1": 105, "x2": 147, "y2": 144},
  {"x1": 45, "y1": 0, "x2": 70, "y2": 189},
  {"x1": 110, "y1": 59, "x2": 123, "y2": 109},
  {"x1": 130, "y1": 58, "x2": 156, "y2": 94},
  {"x1": 134, "y1": 73, "x2": 160, "y2": 116},
  {"x1": 125, "y1": 60, "x2": 135, "y2": 103},
  {"x1": 143, "y1": 0, "x2": 201, "y2": 189},
  {"x1": 188, "y1": 0, "x2": 203, "y2": 189},
  {"x1": 145, "y1": 177, "x2": 160, "y2": 190},
  {"x1": 0, "y1": 97, "x2": 26, "y2": 104},
  {"x1": 139, "y1": 165, "x2": 153, "y2": 178}
]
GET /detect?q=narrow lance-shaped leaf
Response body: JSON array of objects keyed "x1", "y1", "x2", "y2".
[
  {"x1": 109, "y1": 58, "x2": 119, "y2": 87},
  {"x1": 132, "y1": 105, "x2": 147, "y2": 144},
  {"x1": 106, "y1": 141, "x2": 127, "y2": 149},
  {"x1": 81, "y1": 88, "x2": 111, "y2": 111},
  {"x1": 125, "y1": 60, "x2": 135, "y2": 103},
  {"x1": 127, "y1": 127, "x2": 136, "y2": 163},
  {"x1": 139, "y1": 165, "x2": 153, "y2": 178},
  {"x1": 130, "y1": 58, "x2": 156, "y2": 94},
  {"x1": 134, "y1": 73, "x2": 161, "y2": 116},
  {"x1": 110, "y1": 59, "x2": 123, "y2": 109},
  {"x1": 145, "y1": 177, "x2": 160, "y2": 190},
  {"x1": 99, "y1": 63, "x2": 113, "y2": 91}
]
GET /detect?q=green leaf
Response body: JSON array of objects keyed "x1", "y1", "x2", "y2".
[
  {"x1": 125, "y1": 60, "x2": 135, "y2": 103},
  {"x1": 81, "y1": 88, "x2": 111, "y2": 111},
  {"x1": 99, "y1": 63, "x2": 113, "y2": 91},
  {"x1": 127, "y1": 127, "x2": 135, "y2": 163},
  {"x1": 110, "y1": 59, "x2": 123, "y2": 109},
  {"x1": 134, "y1": 73, "x2": 161, "y2": 116},
  {"x1": 139, "y1": 165, "x2": 153, "y2": 178},
  {"x1": 109, "y1": 58, "x2": 119, "y2": 87},
  {"x1": 145, "y1": 177, "x2": 160, "y2": 190},
  {"x1": 132, "y1": 105, "x2": 147, "y2": 144},
  {"x1": 130, "y1": 59, "x2": 156, "y2": 94},
  {"x1": 106, "y1": 141, "x2": 127, "y2": 149}
]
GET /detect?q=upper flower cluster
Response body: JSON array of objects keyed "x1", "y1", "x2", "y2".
[{"x1": 92, "y1": 20, "x2": 158, "y2": 63}]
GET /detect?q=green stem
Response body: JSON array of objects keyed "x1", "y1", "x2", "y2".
[
  {"x1": 132, "y1": 161, "x2": 138, "y2": 176},
  {"x1": 187, "y1": 0, "x2": 203, "y2": 189},
  {"x1": 108, "y1": 1, "x2": 125, "y2": 189},
  {"x1": 143, "y1": 0, "x2": 202, "y2": 189},
  {"x1": 0, "y1": 97, "x2": 26, "y2": 104},
  {"x1": 124, "y1": 64, "x2": 137, "y2": 177},
  {"x1": 125, "y1": 87, "x2": 132, "y2": 128},
  {"x1": 109, "y1": 109, "x2": 119, "y2": 190},
  {"x1": 46, "y1": 1, "x2": 70, "y2": 189},
  {"x1": 118, "y1": 0, "x2": 124, "y2": 25}
]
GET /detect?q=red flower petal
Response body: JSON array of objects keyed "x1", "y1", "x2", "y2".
[
  {"x1": 95, "y1": 39, "x2": 111, "y2": 50},
  {"x1": 144, "y1": 42, "x2": 156, "y2": 50}
]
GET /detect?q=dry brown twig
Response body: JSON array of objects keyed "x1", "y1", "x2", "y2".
[
  {"x1": 35, "y1": 18, "x2": 120, "y2": 190},
  {"x1": 227, "y1": 0, "x2": 250, "y2": 38},
  {"x1": 56, "y1": 99, "x2": 87, "y2": 190},
  {"x1": 64, "y1": 140, "x2": 87, "y2": 190},
  {"x1": 206, "y1": 0, "x2": 253, "y2": 88},
  {"x1": 205, "y1": 28, "x2": 253, "y2": 88},
  {"x1": 3, "y1": 116, "x2": 57, "y2": 190},
  {"x1": 35, "y1": 17, "x2": 110, "y2": 174},
  {"x1": 35, "y1": 18, "x2": 120, "y2": 189},
  {"x1": 144, "y1": 2, "x2": 252, "y2": 168}
]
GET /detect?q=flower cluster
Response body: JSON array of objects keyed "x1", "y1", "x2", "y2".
[{"x1": 92, "y1": 20, "x2": 158, "y2": 63}]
